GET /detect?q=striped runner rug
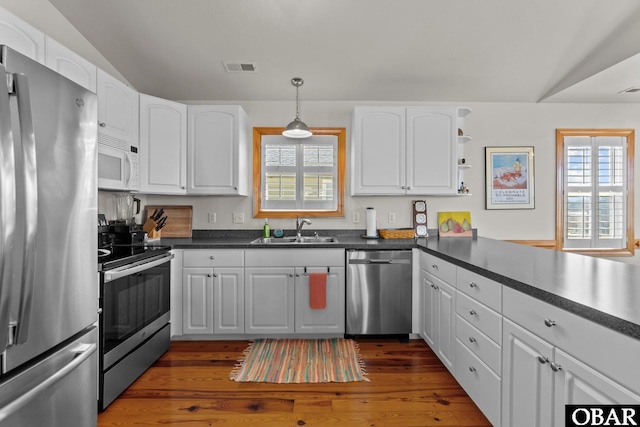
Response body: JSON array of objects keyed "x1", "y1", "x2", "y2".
[{"x1": 230, "y1": 338, "x2": 369, "y2": 383}]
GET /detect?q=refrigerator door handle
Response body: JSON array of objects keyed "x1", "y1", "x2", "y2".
[
  {"x1": 0, "y1": 343, "x2": 96, "y2": 422},
  {"x1": 11, "y1": 73, "x2": 38, "y2": 345},
  {"x1": 0, "y1": 68, "x2": 17, "y2": 354}
]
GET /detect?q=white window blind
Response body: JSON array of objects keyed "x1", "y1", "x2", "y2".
[
  {"x1": 261, "y1": 135, "x2": 338, "y2": 211},
  {"x1": 564, "y1": 136, "x2": 626, "y2": 249}
]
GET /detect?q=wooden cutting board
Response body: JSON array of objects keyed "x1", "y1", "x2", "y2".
[{"x1": 144, "y1": 205, "x2": 193, "y2": 238}]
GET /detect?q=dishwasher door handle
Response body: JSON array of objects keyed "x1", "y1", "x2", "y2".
[{"x1": 349, "y1": 259, "x2": 409, "y2": 264}]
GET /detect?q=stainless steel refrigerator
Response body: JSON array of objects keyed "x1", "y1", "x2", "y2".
[{"x1": 0, "y1": 46, "x2": 98, "y2": 425}]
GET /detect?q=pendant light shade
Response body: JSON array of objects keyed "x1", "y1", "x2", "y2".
[{"x1": 283, "y1": 77, "x2": 312, "y2": 138}]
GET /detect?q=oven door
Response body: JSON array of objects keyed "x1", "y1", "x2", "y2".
[{"x1": 101, "y1": 252, "x2": 173, "y2": 369}]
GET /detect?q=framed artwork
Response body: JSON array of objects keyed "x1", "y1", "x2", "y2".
[
  {"x1": 437, "y1": 211, "x2": 473, "y2": 237},
  {"x1": 485, "y1": 146, "x2": 535, "y2": 210}
]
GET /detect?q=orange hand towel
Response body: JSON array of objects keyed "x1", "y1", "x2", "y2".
[{"x1": 309, "y1": 272, "x2": 327, "y2": 310}]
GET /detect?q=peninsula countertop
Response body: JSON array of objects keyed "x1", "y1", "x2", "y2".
[{"x1": 156, "y1": 229, "x2": 640, "y2": 340}]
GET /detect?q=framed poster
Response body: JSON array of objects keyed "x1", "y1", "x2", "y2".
[{"x1": 485, "y1": 146, "x2": 535, "y2": 209}]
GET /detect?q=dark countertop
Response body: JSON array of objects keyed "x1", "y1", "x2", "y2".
[
  {"x1": 156, "y1": 229, "x2": 640, "y2": 340},
  {"x1": 419, "y1": 237, "x2": 640, "y2": 341}
]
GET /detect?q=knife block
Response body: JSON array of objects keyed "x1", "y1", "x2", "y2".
[{"x1": 143, "y1": 218, "x2": 161, "y2": 239}]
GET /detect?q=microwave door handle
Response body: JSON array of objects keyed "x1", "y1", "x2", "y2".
[
  {"x1": 0, "y1": 69, "x2": 18, "y2": 353},
  {"x1": 124, "y1": 152, "x2": 131, "y2": 187},
  {"x1": 12, "y1": 73, "x2": 38, "y2": 345}
]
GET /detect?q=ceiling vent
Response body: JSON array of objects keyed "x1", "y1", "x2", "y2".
[
  {"x1": 618, "y1": 86, "x2": 640, "y2": 93},
  {"x1": 223, "y1": 61, "x2": 258, "y2": 73}
]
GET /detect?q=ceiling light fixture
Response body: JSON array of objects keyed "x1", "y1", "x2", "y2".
[{"x1": 283, "y1": 77, "x2": 312, "y2": 138}]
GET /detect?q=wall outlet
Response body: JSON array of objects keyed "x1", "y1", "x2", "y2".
[
  {"x1": 388, "y1": 212, "x2": 396, "y2": 223},
  {"x1": 352, "y1": 212, "x2": 360, "y2": 223},
  {"x1": 208, "y1": 212, "x2": 216, "y2": 223},
  {"x1": 232, "y1": 212, "x2": 245, "y2": 224}
]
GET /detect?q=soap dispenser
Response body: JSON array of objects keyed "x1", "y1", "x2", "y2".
[{"x1": 263, "y1": 219, "x2": 270, "y2": 238}]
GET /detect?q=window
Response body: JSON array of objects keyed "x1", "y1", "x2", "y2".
[
  {"x1": 556, "y1": 129, "x2": 634, "y2": 256},
  {"x1": 253, "y1": 127, "x2": 346, "y2": 218}
]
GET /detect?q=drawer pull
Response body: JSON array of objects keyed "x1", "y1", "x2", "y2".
[
  {"x1": 550, "y1": 362, "x2": 563, "y2": 372},
  {"x1": 468, "y1": 366, "x2": 476, "y2": 372},
  {"x1": 432, "y1": 264, "x2": 438, "y2": 270},
  {"x1": 537, "y1": 356, "x2": 549, "y2": 364},
  {"x1": 469, "y1": 282, "x2": 477, "y2": 288},
  {"x1": 549, "y1": 362, "x2": 562, "y2": 372},
  {"x1": 468, "y1": 337, "x2": 476, "y2": 343},
  {"x1": 469, "y1": 310, "x2": 477, "y2": 316},
  {"x1": 544, "y1": 319, "x2": 556, "y2": 327},
  {"x1": 210, "y1": 256, "x2": 215, "y2": 260}
]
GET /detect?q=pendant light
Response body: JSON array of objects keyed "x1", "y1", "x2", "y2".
[{"x1": 283, "y1": 77, "x2": 312, "y2": 138}]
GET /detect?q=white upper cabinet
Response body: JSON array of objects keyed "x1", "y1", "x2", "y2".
[
  {"x1": 139, "y1": 94, "x2": 187, "y2": 194},
  {"x1": 351, "y1": 107, "x2": 406, "y2": 195},
  {"x1": 0, "y1": 7, "x2": 45, "y2": 63},
  {"x1": 187, "y1": 105, "x2": 248, "y2": 195},
  {"x1": 351, "y1": 106, "x2": 470, "y2": 196},
  {"x1": 45, "y1": 37, "x2": 97, "y2": 92},
  {"x1": 97, "y1": 69, "x2": 139, "y2": 148}
]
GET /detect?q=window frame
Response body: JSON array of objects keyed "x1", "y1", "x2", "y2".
[
  {"x1": 555, "y1": 128, "x2": 635, "y2": 256},
  {"x1": 253, "y1": 127, "x2": 346, "y2": 219}
]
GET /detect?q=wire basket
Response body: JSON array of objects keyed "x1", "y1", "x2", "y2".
[{"x1": 378, "y1": 228, "x2": 415, "y2": 239}]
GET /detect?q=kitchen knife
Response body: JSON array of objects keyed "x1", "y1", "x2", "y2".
[
  {"x1": 150, "y1": 209, "x2": 158, "y2": 220},
  {"x1": 156, "y1": 216, "x2": 167, "y2": 231}
]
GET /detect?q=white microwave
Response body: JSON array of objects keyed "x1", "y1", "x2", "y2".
[{"x1": 97, "y1": 142, "x2": 139, "y2": 191}]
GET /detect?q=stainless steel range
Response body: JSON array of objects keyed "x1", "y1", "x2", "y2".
[{"x1": 97, "y1": 224, "x2": 173, "y2": 411}]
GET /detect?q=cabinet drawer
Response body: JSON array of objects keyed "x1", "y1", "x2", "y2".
[
  {"x1": 456, "y1": 268, "x2": 502, "y2": 313},
  {"x1": 420, "y1": 252, "x2": 456, "y2": 284},
  {"x1": 456, "y1": 292, "x2": 502, "y2": 344},
  {"x1": 503, "y1": 286, "x2": 640, "y2": 394},
  {"x1": 455, "y1": 340, "x2": 501, "y2": 427},
  {"x1": 456, "y1": 315, "x2": 501, "y2": 375},
  {"x1": 183, "y1": 249, "x2": 244, "y2": 267}
]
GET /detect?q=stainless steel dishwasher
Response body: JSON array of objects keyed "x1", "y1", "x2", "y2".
[{"x1": 346, "y1": 250, "x2": 412, "y2": 335}]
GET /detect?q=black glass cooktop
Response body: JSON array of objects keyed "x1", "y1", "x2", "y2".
[{"x1": 98, "y1": 244, "x2": 171, "y2": 271}]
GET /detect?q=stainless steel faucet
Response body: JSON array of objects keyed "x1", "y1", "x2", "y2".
[{"x1": 296, "y1": 216, "x2": 312, "y2": 237}]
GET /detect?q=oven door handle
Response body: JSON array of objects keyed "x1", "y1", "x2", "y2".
[{"x1": 103, "y1": 253, "x2": 174, "y2": 283}]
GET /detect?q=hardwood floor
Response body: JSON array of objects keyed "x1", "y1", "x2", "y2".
[{"x1": 98, "y1": 339, "x2": 492, "y2": 427}]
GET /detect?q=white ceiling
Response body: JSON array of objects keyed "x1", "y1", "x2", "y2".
[{"x1": 48, "y1": 0, "x2": 640, "y2": 103}]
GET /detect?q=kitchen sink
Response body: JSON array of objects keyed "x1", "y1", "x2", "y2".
[{"x1": 251, "y1": 236, "x2": 338, "y2": 244}]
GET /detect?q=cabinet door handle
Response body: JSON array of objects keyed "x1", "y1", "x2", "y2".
[
  {"x1": 550, "y1": 362, "x2": 562, "y2": 372},
  {"x1": 407, "y1": 186, "x2": 412, "y2": 190},
  {"x1": 468, "y1": 366, "x2": 476, "y2": 372},
  {"x1": 210, "y1": 256, "x2": 215, "y2": 260},
  {"x1": 99, "y1": 122, "x2": 106, "y2": 127},
  {"x1": 468, "y1": 337, "x2": 476, "y2": 343},
  {"x1": 432, "y1": 264, "x2": 438, "y2": 270},
  {"x1": 207, "y1": 273, "x2": 212, "y2": 277},
  {"x1": 289, "y1": 274, "x2": 294, "y2": 277},
  {"x1": 469, "y1": 282, "x2": 477, "y2": 288},
  {"x1": 544, "y1": 319, "x2": 556, "y2": 327},
  {"x1": 434, "y1": 285, "x2": 439, "y2": 290},
  {"x1": 213, "y1": 273, "x2": 218, "y2": 277},
  {"x1": 295, "y1": 273, "x2": 301, "y2": 277},
  {"x1": 537, "y1": 356, "x2": 549, "y2": 364},
  {"x1": 469, "y1": 310, "x2": 476, "y2": 316}
]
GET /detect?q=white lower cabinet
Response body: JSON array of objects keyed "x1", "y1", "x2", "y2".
[
  {"x1": 294, "y1": 266, "x2": 345, "y2": 334},
  {"x1": 420, "y1": 268, "x2": 456, "y2": 373},
  {"x1": 244, "y1": 267, "x2": 295, "y2": 334},
  {"x1": 244, "y1": 249, "x2": 345, "y2": 336},
  {"x1": 503, "y1": 288, "x2": 640, "y2": 427},
  {"x1": 176, "y1": 248, "x2": 345, "y2": 338},
  {"x1": 182, "y1": 266, "x2": 244, "y2": 336},
  {"x1": 180, "y1": 250, "x2": 244, "y2": 337}
]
